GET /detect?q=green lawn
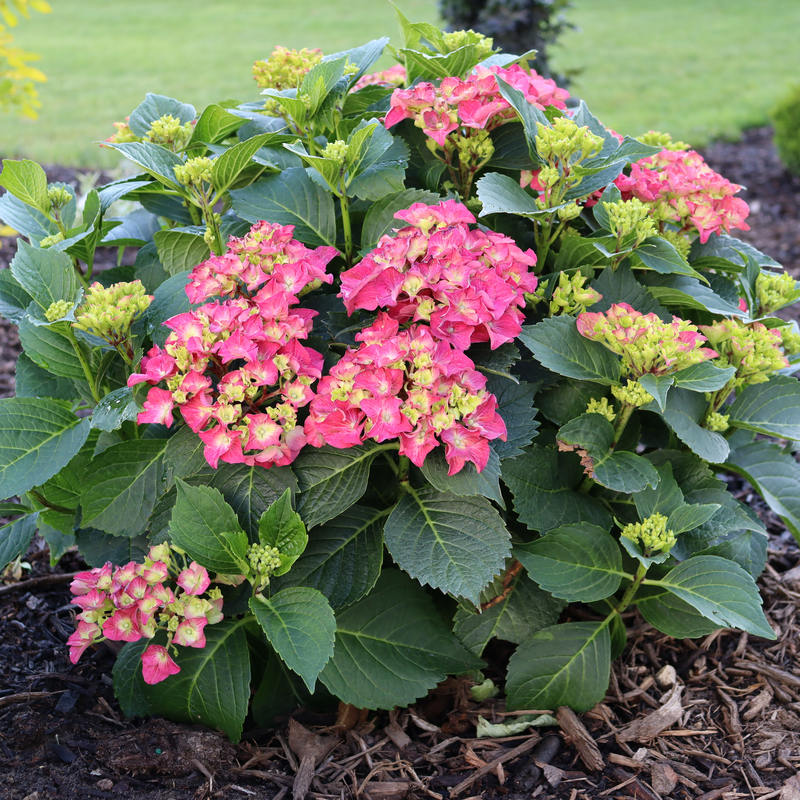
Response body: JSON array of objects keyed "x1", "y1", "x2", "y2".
[
  {"x1": 3, "y1": 0, "x2": 799, "y2": 166},
  {"x1": 550, "y1": 0, "x2": 800, "y2": 148}
]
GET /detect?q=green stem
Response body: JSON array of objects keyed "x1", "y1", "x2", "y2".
[
  {"x1": 613, "y1": 561, "x2": 648, "y2": 615},
  {"x1": 65, "y1": 326, "x2": 100, "y2": 404},
  {"x1": 612, "y1": 403, "x2": 635, "y2": 447},
  {"x1": 397, "y1": 454, "x2": 411, "y2": 490},
  {"x1": 340, "y1": 188, "x2": 353, "y2": 268}
]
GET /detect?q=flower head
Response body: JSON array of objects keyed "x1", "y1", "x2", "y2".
[
  {"x1": 621, "y1": 512, "x2": 677, "y2": 554},
  {"x1": 141, "y1": 644, "x2": 181, "y2": 685},
  {"x1": 73, "y1": 280, "x2": 152, "y2": 345}
]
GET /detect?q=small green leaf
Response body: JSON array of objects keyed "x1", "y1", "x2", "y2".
[
  {"x1": 384, "y1": 486, "x2": 511, "y2": 602},
  {"x1": 319, "y1": 570, "x2": 481, "y2": 709},
  {"x1": 638, "y1": 374, "x2": 672, "y2": 411},
  {"x1": 212, "y1": 133, "x2": 291, "y2": 196},
  {"x1": 502, "y1": 445, "x2": 612, "y2": 533},
  {"x1": 90, "y1": 387, "x2": 140, "y2": 432},
  {"x1": 19, "y1": 318, "x2": 88, "y2": 381},
  {"x1": 250, "y1": 588, "x2": 336, "y2": 692},
  {"x1": 557, "y1": 413, "x2": 660, "y2": 493},
  {"x1": 11, "y1": 240, "x2": 79, "y2": 310},
  {"x1": 186, "y1": 104, "x2": 245, "y2": 155},
  {"x1": 476, "y1": 172, "x2": 549, "y2": 218},
  {"x1": 153, "y1": 228, "x2": 211, "y2": 277},
  {"x1": 672, "y1": 361, "x2": 736, "y2": 392},
  {"x1": 294, "y1": 443, "x2": 390, "y2": 529},
  {"x1": 128, "y1": 93, "x2": 196, "y2": 136},
  {"x1": 515, "y1": 524, "x2": 629, "y2": 602},
  {"x1": 0, "y1": 513, "x2": 38, "y2": 571},
  {"x1": 646, "y1": 555, "x2": 774, "y2": 638},
  {"x1": 168, "y1": 480, "x2": 249, "y2": 573},
  {"x1": 667, "y1": 503, "x2": 721, "y2": 535},
  {"x1": 0, "y1": 159, "x2": 50, "y2": 214},
  {"x1": 519, "y1": 316, "x2": 621, "y2": 386},
  {"x1": 273, "y1": 505, "x2": 386, "y2": 609},
  {"x1": 103, "y1": 142, "x2": 186, "y2": 191},
  {"x1": 634, "y1": 236, "x2": 697, "y2": 276},
  {"x1": 505, "y1": 621, "x2": 612, "y2": 712},
  {"x1": 258, "y1": 488, "x2": 307, "y2": 576},
  {"x1": 0, "y1": 398, "x2": 90, "y2": 499},
  {"x1": 636, "y1": 587, "x2": 719, "y2": 639},
  {"x1": 81, "y1": 439, "x2": 168, "y2": 536},
  {"x1": 729, "y1": 375, "x2": 800, "y2": 441}
]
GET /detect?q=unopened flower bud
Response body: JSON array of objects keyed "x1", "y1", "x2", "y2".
[
  {"x1": 321, "y1": 139, "x2": 348, "y2": 162},
  {"x1": 252, "y1": 46, "x2": 323, "y2": 91},
  {"x1": 557, "y1": 201, "x2": 582, "y2": 221},
  {"x1": 603, "y1": 198, "x2": 657, "y2": 245},
  {"x1": 146, "y1": 114, "x2": 194, "y2": 151},
  {"x1": 174, "y1": 156, "x2": 213, "y2": 188},
  {"x1": 48, "y1": 186, "x2": 72, "y2": 210},
  {"x1": 621, "y1": 512, "x2": 676, "y2": 553},
  {"x1": 704, "y1": 411, "x2": 729, "y2": 432},
  {"x1": 637, "y1": 130, "x2": 689, "y2": 152},
  {"x1": 611, "y1": 379, "x2": 654, "y2": 408},
  {"x1": 586, "y1": 396, "x2": 616, "y2": 422},
  {"x1": 73, "y1": 280, "x2": 153, "y2": 345},
  {"x1": 45, "y1": 299, "x2": 73, "y2": 322},
  {"x1": 39, "y1": 232, "x2": 64, "y2": 249},
  {"x1": 755, "y1": 270, "x2": 800, "y2": 315}
]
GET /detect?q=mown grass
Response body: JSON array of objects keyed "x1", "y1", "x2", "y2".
[
  {"x1": 2, "y1": 0, "x2": 799, "y2": 165},
  {"x1": 550, "y1": 0, "x2": 800, "y2": 148}
]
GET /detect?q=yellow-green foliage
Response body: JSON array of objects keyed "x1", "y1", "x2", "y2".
[
  {"x1": 772, "y1": 84, "x2": 800, "y2": 176},
  {"x1": 0, "y1": 0, "x2": 50, "y2": 118}
]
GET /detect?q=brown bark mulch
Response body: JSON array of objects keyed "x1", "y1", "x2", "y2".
[{"x1": 2, "y1": 130, "x2": 800, "y2": 799}]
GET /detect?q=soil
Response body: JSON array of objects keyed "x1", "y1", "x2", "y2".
[{"x1": 2, "y1": 130, "x2": 800, "y2": 800}]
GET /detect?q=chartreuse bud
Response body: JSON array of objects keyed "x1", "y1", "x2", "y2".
[
  {"x1": 48, "y1": 186, "x2": 72, "y2": 210},
  {"x1": 586, "y1": 397, "x2": 616, "y2": 422},
  {"x1": 755, "y1": 270, "x2": 800, "y2": 314},
  {"x1": 252, "y1": 46, "x2": 323, "y2": 90},
  {"x1": 441, "y1": 29, "x2": 493, "y2": 58},
  {"x1": 73, "y1": 280, "x2": 153, "y2": 344},
  {"x1": 636, "y1": 130, "x2": 690, "y2": 151},
  {"x1": 453, "y1": 129, "x2": 494, "y2": 163},
  {"x1": 546, "y1": 271, "x2": 603, "y2": 316},
  {"x1": 621, "y1": 512, "x2": 676, "y2": 554},
  {"x1": 174, "y1": 156, "x2": 213, "y2": 188},
  {"x1": 603, "y1": 198, "x2": 657, "y2": 246},
  {"x1": 661, "y1": 229, "x2": 691, "y2": 260},
  {"x1": 45, "y1": 299, "x2": 73, "y2": 322},
  {"x1": 39, "y1": 232, "x2": 64, "y2": 248},
  {"x1": 247, "y1": 542, "x2": 282, "y2": 589},
  {"x1": 146, "y1": 114, "x2": 194, "y2": 151},
  {"x1": 700, "y1": 319, "x2": 788, "y2": 388},
  {"x1": 557, "y1": 202, "x2": 582, "y2": 221},
  {"x1": 321, "y1": 139, "x2": 348, "y2": 162},
  {"x1": 781, "y1": 326, "x2": 800, "y2": 356},
  {"x1": 535, "y1": 117, "x2": 604, "y2": 165},
  {"x1": 704, "y1": 411, "x2": 730, "y2": 432},
  {"x1": 612, "y1": 380, "x2": 653, "y2": 408}
]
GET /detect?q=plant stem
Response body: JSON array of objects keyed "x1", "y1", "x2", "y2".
[
  {"x1": 397, "y1": 454, "x2": 411, "y2": 490},
  {"x1": 612, "y1": 403, "x2": 635, "y2": 447},
  {"x1": 340, "y1": 189, "x2": 353, "y2": 268},
  {"x1": 613, "y1": 561, "x2": 648, "y2": 615},
  {"x1": 65, "y1": 326, "x2": 101, "y2": 404}
]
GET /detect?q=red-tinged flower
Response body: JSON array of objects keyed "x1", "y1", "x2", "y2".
[
  {"x1": 181, "y1": 391, "x2": 214, "y2": 433},
  {"x1": 141, "y1": 561, "x2": 168, "y2": 585},
  {"x1": 67, "y1": 621, "x2": 101, "y2": 664},
  {"x1": 243, "y1": 414, "x2": 283, "y2": 450},
  {"x1": 440, "y1": 423, "x2": 491, "y2": 475},
  {"x1": 198, "y1": 425, "x2": 242, "y2": 469},
  {"x1": 361, "y1": 395, "x2": 413, "y2": 442},
  {"x1": 150, "y1": 582, "x2": 175, "y2": 605},
  {"x1": 353, "y1": 63, "x2": 406, "y2": 90},
  {"x1": 138, "y1": 387, "x2": 175, "y2": 427},
  {"x1": 127, "y1": 353, "x2": 178, "y2": 387},
  {"x1": 70, "y1": 564, "x2": 111, "y2": 596},
  {"x1": 182, "y1": 596, "x2": 211, "y2": 620},
  {"x1": 173, "y1": 617, "x2": 208, "y2": 648},
  {"x1": 399, "y1": 421, "x2": 439, "y2": 467},
  {"x1": 111, "y1": 562, "x2": 139, "y2": 590},
  {"x1": 214, "y1": 330, "x2": 260, "y2": 363},
  {"x1": 177, "y1": 562, "x2": 211, "y2": 596},
  {"x1": 206, "y1": 596, "x2": 224, "y2": 625},
  {"x1": 141, "y1": 644, "x2": 181, "y2": 685},
  {"x1": 71, "y1": 589, "x2": 108, "y2": 613},
  {"x1": 103, "y1": 608, "x2": 141, "y2": 642}
]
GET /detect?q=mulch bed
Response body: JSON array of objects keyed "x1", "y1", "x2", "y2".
[{"x1": 2, "y1": 130, "x2": 800, "y2": 799}]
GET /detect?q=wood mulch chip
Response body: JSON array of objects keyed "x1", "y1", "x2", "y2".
[{"x1": 2, "y1": 133, "x2": 800, "y2": 798}]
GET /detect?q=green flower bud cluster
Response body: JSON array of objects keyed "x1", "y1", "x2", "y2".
[
  {"x1": 699, "y1": 319, "x2": 788, "y2": 389},
  {"x1": 47, "y1": 186, "x2": 72, "y2": 210},
  {"x1": 621, "y1": 512, "x2": 676, "y2": 554},
  {"x1": 586, "y1": 396, "x2": 616, "y2": 422},
  {"x1": 173, "y1": 156, "x2": 213, "y2": 188},
  {"x1": 611, "y1": 379, "x2": 654, "y2": 408},
  {"x1": 530, "y1": 271, "x2": 604, "y2": 317},
  {"x1": 321, "y1": 139, "x2": 348, "y2": 162},
  {"x1": 453, "y1": 129, "x2": 494, "y2": 162},
  {"x1": 557, "y1": 202, "x2": 582, "y2": 221},
  {"x1": 441, "y1": 29, "x2": 494, "y2": 58},
  {"x1": 252, "y1": 46, "x2": 323, "y2": 91},
  {"x1": 781, "y1": 326, "x2": 800, "y2": 356},
  {"x1": 44, "y1": 299, "x2": 73, "y2": 322},
  {"x1": 39, "y1": 231, "x2": 64, "y2": 248},
  {"x1": 247, "y1": 542, "x2": 282, "y2": 584},
  {"x1": 704, "y1": 411, "x2": 730, "y2": 432},
  {"x1": 661, "y1": 229, "x2": 691, "y2": 260},
  {"x1": 603, "y1": 198, "x2": 657, "y2": 246},
  {"x1": 755, "y1": 270, "x2": 800, "y2": 315},
  {"x1": 73, "y1": 280, "x2": 153, "y2": 344},
  {"x1": 637, "y1": 130, "x2": 690, "y2": 152},
  {"x1": 535, "y1": 117, "x2": 604, "y2": 165},
  {"x1": 146, "y1": 114, "x2": 194, "y2": 151}
]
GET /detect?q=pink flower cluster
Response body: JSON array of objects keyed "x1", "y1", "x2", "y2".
[
  {"x1": 67, "y1": 546, "x2": 223, "y2": 685},
  {"x1": 305, "y1": 312, "x2": 507, "y2": 474},
  {"x1": 353, "y1": 64, "x2": 406, "y2": 91},
  {"x1": 339, "y1": 200, "x2": 538, "y2": 350},
  {"x1": 615, "y1": 149, "x2": 750, "y2": 243},
  {"x1": 129, "y1": 222, "x2": 337, "y2": 470},
  {"x1": 384, "y1": 64, "x2": 569, "y2": 146}
]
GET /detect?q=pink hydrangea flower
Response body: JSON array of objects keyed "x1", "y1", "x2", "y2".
[
  {"x1": 177, "y1": 562, "x2": 211, "y2": 596},
  {"x1": 353, "y1": 63, "x2": 406, "y2": 91},
  {"x1": 128, "y1": 221, "x2": 335, "y2": 471},
  {"x1": 141, "y1": 644, "x2": 181, "y2": 685},
  {"x1": 67, "y1": 621, "x2": 101, "y2": 664},
  {"x1": 340, "y1": 200, "x2": 537, "y2": 350},
  {"x1": 305, "y1": 313, "x2": 507, "y2": 474},
  {"x1": 173, "y1": 618, "x2": 208, "y2": 649}
]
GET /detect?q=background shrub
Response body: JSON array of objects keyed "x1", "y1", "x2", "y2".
[{"x1": 772, "y1": 84, "x2": 800, "y2": 175}]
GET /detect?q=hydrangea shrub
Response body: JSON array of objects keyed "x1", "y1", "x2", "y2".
[{"x1": 1, "y1": 13, "x2": 799, "y2": 742}]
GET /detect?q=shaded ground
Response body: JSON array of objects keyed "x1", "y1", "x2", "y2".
[{"x1": 2, "y1": 132, "x2": 800, "y2": 799}]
